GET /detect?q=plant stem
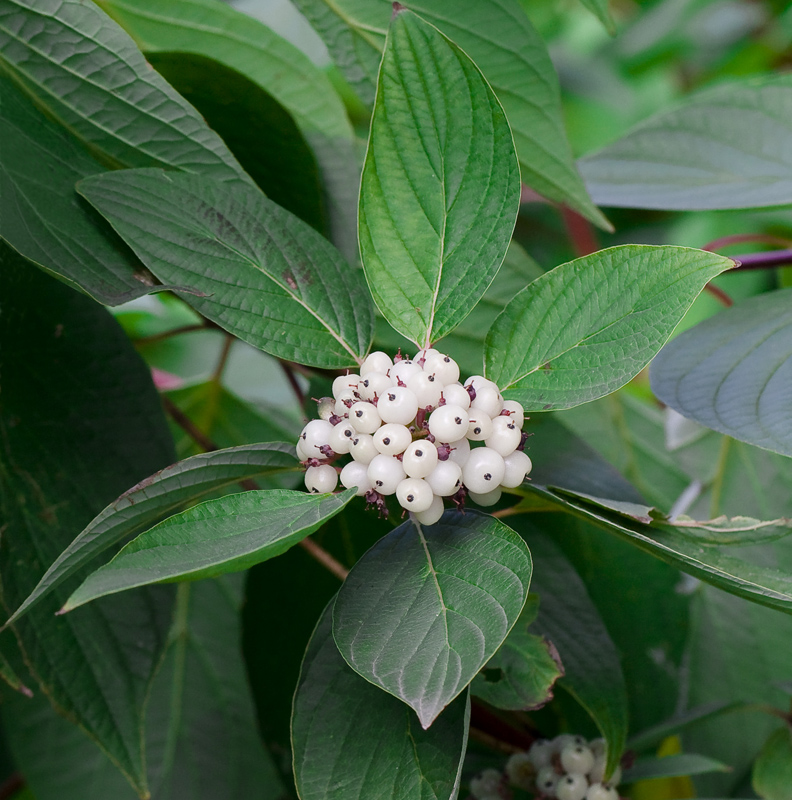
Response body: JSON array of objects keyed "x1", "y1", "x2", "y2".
[
  {"x1": 730, "y1": 248, "x2": 792, "y2": 270},
  {"x1": 468, "y1": 726, "x2": 523, "y2": 754},
  {"x1": 561, "y1": 207, "x2": 599, "y2": 257},
  {"x1": 134, "y1": 323, "x2": 209, "y2": 346},
  {"x1": 299, "y1": 537, "x2": 349, "y2": 581},
  {"x1": 280, "y1": 361, "x2": 306, "y2": 408},
  {"x1": 703, "y1": 283, "x2": 733, "y2": 307},
  {"x1": 211, "y1": 334, "x2": 234, "y2": 384},
  {"x1": 703, "y1": 233, "x2": 791, "y2": 252},
  {"x1": 162, "y1": 396, "x2": 218, "y2": 452}
]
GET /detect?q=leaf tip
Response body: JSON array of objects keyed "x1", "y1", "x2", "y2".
[{"x1": 19, "y1": 683, "x2": 34, "y2": 698}]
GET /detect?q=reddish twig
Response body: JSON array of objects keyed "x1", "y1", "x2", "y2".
[
  {"x1": 703, "y1": 233, "x2": 791, "y2": 252},
  {"x1": 134, "y1": 323, "x2": 210, "y2": 346},
  {"x1": 730, "y1": 248, "x2": 792, "y2": 270},
  {"x1": 162, "y1": 396, "x2": 218, "y2": 453},
  {"x1": 703, "y1": 283, "x2": 733, "y2": 307},
  {"x1": 0, "y1": 773, "x2": 24, "y2": 800},
  {"x1": 561, "y1": 207, "x2": 599, "y2": 257},
  {"x1": 280, "y1": 361, "x2": 306, "y2": 409},
  {"x1": 469, "y1": 726, "x2": 523, "y2": 754},
  {"x1": 298, "y1": 537, "x2": 349, "y2": 581}
]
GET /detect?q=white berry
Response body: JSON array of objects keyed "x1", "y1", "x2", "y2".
[
  {"x1": 528, "y1": 739, "x2": 554, "y2": 769},
  {"x1": 340, "y1": 461, "x2": 372, "y2": 496},
  {"x1": 406, "y1": 371, "x2": 443, "y2": 409},
  {"x1": 556, "y1": 773, "x2": 588, "y2": 800},
  {"x1": 414, "y1": 347, "x2": 440, "y2": 365},
  {"x1": 426, "y1": 460, "x2": 463, "y2": 496},
  {"x1": 472, "y1": 385, "x2": 503, "y2": 419},
  {"x1": 377, "y1": 386, "x2": 419, "y2": 425},
  {"x1": 328, "y1": 420, "x2": 356, "y2": 454},
  {"x1": 358, "y1": 371, "x2": 393, "y2": 401},
  {"x1": 299, "y1": 419, "x2": 333, "y2": 458},
  {"x1": 467, "y1": 410, "x2": 493, "y2": 441},
  {"x1": 316, "y1": 396, "x2": 336, "y2": 421},
  {"x1": 414, "y1": 494, "x2": 444, "y2": 525},
  {"x1": 424, "y1": 352, "x2": 460, "y2": 384},
  {"x1": 470, "y1": 768, "x2": 502, "y2": 798},
  {"x1": 427, "y1": 404, "x2": 469, "y2": 442},
  {"x1": 332, "y1": 373, "x2": 359, "y2": 400},
  {"x1": 486, "y1": 415, "x2": 522, "y2": 456},
  {"x1": 505, "y1": 752, "x2": 535, "y2": 790},
  {"x1": 360, "y1": 351, "x2": 393, "y2": 375},
  {"x1": 373, "y1": 423, "x2": 412, "y2": 456},
  {"x1": 389, "y1": 359, "x2": 422, "y2": 385},
  {"x1": 553, "y1": 734, "x2": 587, "y2": 753},
  {"x1": 535, "y1": 765, "x2": 558, "y2": 796},
  {"x1": 462, "y1": 447, "x2": 505, "y2": 494},
  {"x1": 604, "y1": 766, "x2": 621, "y2": 789},
  {"x1": 464, "y1": 375, "x2": 498, "y2": 393},
  {"x1": 441, "y1": 382, "x2": 471, "y2": 409},
  {"x1": 468, "y1": 487, "x2": 502, "y2": 507},
  {"x1": 561, "y1": 744, "x2": 595, "y2": 777},
  {"x1": 501, "y1": 450, "x2": 532, "y2": 488},
  {"x1": 402, "y1": 440, "x2": 439, "y2": 478},
  {"x1": 586, "y1": 785, "x2": 618, "y2": 800},
  {"x1": 447, "y1": 437, "x2": 470, "y2": 467},
  {"x1": 304, "y1": 465, "x2": 337, "y2": 494},
  {"x1": 396, "y1": 477, "x2": 433, "y2": 512},
  {"x1": 367, "y1": 454, "x2": 405, "y2": 495},
  {"x1": 349, "y1": 401, "x2": 381, "y2": 434},
  {"x1": 349, "y1": 434, "x2": 378, "y2": 465},
  {"x1": 501, "y1": 400, "x2": 525, "y2": 428}
]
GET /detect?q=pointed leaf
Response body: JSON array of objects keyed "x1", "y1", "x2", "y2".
[
  {"x1": 63, "y1": 489, "x2": 356, "y2": 611},
  {"x1": 0, "y1": 647, "x2": 31, "y2": 698},
  {"x1": 5, "y1": 442, "x2": 299, "y2": 628},
  {"x1": 292, "y1": 600, "x2": 470, "y2": 800},
  {"x1": 0, "y1": 0, "x2": 248, "y2": 185},
  {"x1": 333, "y1": 510, "x2": 531, "y2": 728},
  {"x1": 579, "y1": 75, "x2": 792, "y2": 211},
  {"x1": 576, "y1": 0, "x2": 616, "y2": 34},
  {"x1": 79, "y1": 169, "x2": 374, "y2": 368},
  {"x1": 651, "y1": 289, "x2": 792, "y2": 458},
  {"x1": 359, "y1": 8, "x2": 520, "y2": 347},
  {"x1": 753, "y1": 727, "x2": 792, "y2": 800},
  {"x1": 471, "y1": 596, "x2": 564, "y2": 711},
  {"x1": 485, "y1": 245, "x2": 734, "y2": 410},
  {"x1": 623, "y1": 754, "x2": 731, "y2": 783}
]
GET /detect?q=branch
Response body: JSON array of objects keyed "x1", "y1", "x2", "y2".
[
  {"x1": 730, "y1": 248, "x2": 792, "y2": 270},
  {"x1": 703, "y1": 283, "x2": 733, "y2": 307},
  {"x1": 162, "y1": 396, "x2": 218, "y2": 453},
  {"x1": 561, "y1": 207, "x2": 599, "y2": 258}
]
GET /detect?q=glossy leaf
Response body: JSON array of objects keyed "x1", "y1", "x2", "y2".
[
  {"x1": 485, "y1": 245, "x2": 734, "y2": 410},
  {"x1": 292, "y1": 600, "x2": 469, "y2": 800},
  {"x1": 333, "y1": 510, "x2": 531, "y2": 728},
  {"x1": 5, "y1": 443, "x2": 299, "y2": 628},
  {"x1": 651, "y1": 289, "x2": 792, "y2": 458},
  {"x1": 579, "y1": 75, "x2": 792, "y2": 211},
  {"x1": 753, "y1": 727, "x2": 792, "y2": 800},
  {"x1": 515, "y1": 525, "x2": 628, "y2": 777},
  {"x1": 63, "y1": 489, "x2": 356, "y2": 611},
  {"x1": 0, "y1": 243, "x2": 175, "y2": 795},
  {"x1": 358, "y1": 8, "x2": 520, "y2": 347},
  {"x1": 471, "y1": 596, "x2": 564, "y2": 711},
  {"x1": 97, "y1": 0, "x2": 359, "y2": 257},
  {"x1": 624, "y1": 754, "x2": 731, "y2": 783},
  {"x1": 79, "y1": 169, "x2": 374, "y2": 368},
  {"x1": 0, "y1": 76, "x2": 150, "y2": 305},
  {"x1": 293, "y1": 0, "x2": 608, "y2": 227},
  {"x1": 0, "y1": 0, "x2": 248, "y2": 185}
]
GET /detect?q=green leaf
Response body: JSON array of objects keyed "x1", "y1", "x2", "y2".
[
  {"x1": 0, "y1": 647, "x2": 31, "y2": 698},
  {"x1": 0, "y1": 76, "x2": 151, "y2": 305},
  {"x1": 63, "y1": 489, "x2": 356, "y2": 611},
  {"x1": 514, "y1": 525, "x2": 628, "y2": 777},
  {"x1": 292, "y1": 600, "x2": 470, "y2": 800},
  {"x1": 628, "y1": 702, "x2": 745, "y2": 752},
  {"x1": 293, "y1": 0, "x2": 608, "y2": 228},
  {"x1": 5, "y1": 442, "x2": 299, "y2": 628},
  {"x1": 579, "y1": 75, "x2": 792, "y2": 211},
  {"x1": 623, "y1": 753, "x2": 731, "y2": 783},
  {"x1": 333, "y1": 510, "x2": 531, "y2": 728},
  {"x1": 358, "y1": 8, "x2": 520, "y2": 347},
  {"x1": 146, "y1": 51, "x2": 325, "y2": 232},
  {"x1": 651, "y1": 289, "x2": 792, "y2": 459},
  {"x1": 471, "y1": 595, "x2": 564, "y2": 711},
  {"x1": 0, "y1": 0, "x2": 248, "y2": 185},
  {"x1": 485, "y1": 245, "x2": 734, "y2": 410},
  {"x1": 96, "y1": 0, "x2": 359, "y2": 258},
  {"x1": 577, "y1": 0, "x2": 617, "y2": 34},
  {"x1": 0, "y1": 242, "x2": 176, "y2": 796},
  {"x1": 753, "y1": 727, "x2": 792, "y2": 800},
  {"x1": 79, "y1": 169, "x2": 374, "y2": 368}
]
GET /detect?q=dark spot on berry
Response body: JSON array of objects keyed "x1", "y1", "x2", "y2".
[
  {"x1": 474, "y1": 426, "x2": 481, "y2": 434},
  {"x1": 444, "y1": 356, "x2": 450, "y2": 363},
  {"x1": 407, "y1": 494, "x2": 414, "y2": 502},
  {"x1": 454, "y1": 416, "x2": 463, "y2": 424},
  {"x1": 383, "y1": 437, "x2": 391, "y2": 445},
  {"x1": 388, "y1": 393, "x2": 396, "y2": 401},
  {"x1": 300, "y1": 433, "x2": 306, "y2": 440},
  {"x1": 344, "y1": 428, "x2": 353, "y2": 437},
  {"x1": 415, "y1": 449, "x2": 423, "y2": 457},
  {"x1": 376, "y1": 480, "x2": 383, "y2": 487},
  {"x1": 428, "y1": 374, "x2": 435, "y2": 382},
  {"x1": 484, "y1": 473, "x2": 492, "y2": 481}
]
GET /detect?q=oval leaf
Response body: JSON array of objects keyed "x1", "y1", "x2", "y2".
[
  {"x1": 333, "y1": 510, "x2": 532, "y2": 728},
  {"x1": 579, "y1": 74, "x2": 792, "y2": 211},
  {"x1": 4, "y1": 442, "x2": 299, "y2": 628},
  {"x1": 650, "y1": 289, "x2": 792, "y2": 458},
  {"x1": 292, "y1": 600, "x2": 470, "y2": 800},
  {"x1": 359, "y1": 8, "x2": 520, "y2": 347},
  {"x1": 62, "y1": 489, "x2": 356, "y2": 611},
  {"x1": 485, "y1": 245, "x2": 733, "y2": 410},
  {"x1": 623, "y1": 754, "x2": 731, "y2": 783},
  {"x1": 78, "y1": 169, "x2": 374, "y2": 368},
  {"x1": 753, "y1": 727, "x2": 792, "y2": 800}
]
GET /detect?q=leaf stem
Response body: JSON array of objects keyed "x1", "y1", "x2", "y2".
[
  {"x1": 468, "y1": 725, "x2": 524, "y2": 754},
  {"x1": 134, "y1": 322, "x2": 213, "y2": 346},
  {"x1": 298, "y1": 537, "x2": 349, "y2": 581},
  {"x1": 561, "y1": 207, "x2": 599, "y2": 258},
  {"x1": 730, "y1": 248, "x2": 792, "y2": 270},
  {"x1": 162, "y1": 396, "x2": 218, "y2": 453},
  {"x1": 280, "y1": 361, "x2": 306, "y2": 409},
  {"x1": 703, "y1": 283, "x2": 733, "y2": 307},
  {"x1": 211, "y1": 334, "x2": 234, "y2": 384}
]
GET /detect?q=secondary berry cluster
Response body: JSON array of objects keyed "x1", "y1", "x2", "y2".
[
  {"x1": 470, "y1": 735, "x2": 622, "y2": 800},
  {"x1": 296, "y1": 349, "x2": 532, "y2": 521}
]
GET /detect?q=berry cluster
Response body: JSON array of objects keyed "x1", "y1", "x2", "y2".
[
  {"x1": 470, "y1": 736, "x2": 622, "y2": 800},
  {"x1": 296, "y1": 349, "x2": 532, "y2": 521}
]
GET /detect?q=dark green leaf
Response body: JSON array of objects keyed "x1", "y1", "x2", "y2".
[
  {"x1": 359, "y1": 8, "x2": 520, "y2": 347},
  {"x1": 79, "y1": 169, "x2": 374, "y2": 368},
  {"x1": 471, "y1": 596, "x2": 564, "y2": 710},
  {"x1": 5, "y1": 443, "x2": 299, "y2": 628},
  {"x1": 651, "y1": 289, "x2": 792, "y2": 458},
  {"x1": 485, "y1": 245, "x2": 733, "y2": 410},
  {"x1": 623, "y1": 754, "x2": 731, "y2": 783},
  {"x1": 0, "y1": 76, "x2": 150, "y2": 305},
  {"x1": 514, "y1": 525, "x2": 628, "y2": 777},
  {"x1": 579, "y1": 75, "x2": 792, "y2": 211},
  {"x1": 0, "y1": 242, "x2": 176, "y2": 795},
  {"x1": 97, "y1": 0, "x2": 359, "y2": 258},
  {"x1": 292, "y1": 601, "x2": 470, "y2": 800},
  {"x1": 0, "y1": 647, "x2": 31, "y2": 698},
  {"x1": 63, "y1": 489, "x2": 356, "y2": 611},
  {"x1": 0, "y1": 0, "x2": 248, "y2": 184},
  {"x1": 333, "y1": 510, "x2": 531, "y2": 728},
  {"x1": 293, "y1": 0, "x2": 608, "y2": 228},
  {"x1": 753, "y1": 727, "x2": 792, "y2": 800}
]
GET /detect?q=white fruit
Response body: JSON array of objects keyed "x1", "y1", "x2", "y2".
[
  {"x1": 462, "y1": 447, "x2": 505, "y2": 494},
  {"x1": 304, "y1": 465, "x2": 337, "y2": 494},
  {"x1": 389, "y1": 359, "x2": 422, "y2": 385},
  {"x1": 349, "y1": 434, "x2": 378, "y2": 465},
  {"x1": 328, "y1": 421, "x2": 356, "y2": 454},
  {"x1": 464, "y1": 374, "x2": 498, "y2": 393},
  {"x1": 441, "y1": 382, "x2": 471, "y2": 409},
  {"x1": 402, "y1": 440, "x2": 439, "y2": 478},
  {"x1": 552, "y1": 734, "x2": 587, "y2": 753},
  {"x1": 535, "y1": 765, "x2": 558, "y2": 796},
  {"x1": 485, "y1": 416, "x2": 522, "y2": 456},
  {"x1": 470, "y1": 768, "x2": 502, "y2": 799},
  {"x1": 367, "y1": 454, "x2": 405, "y2": 495},
  {"x1": 505, "y1": 752, "x2": 535, "y2": 790},
  {"x1": 424, "y1": 352, "x2": 460, "y2": 384},
  {"x1": 468, "y1": 487, "x2": 502, "y2": 507},
  {"x1": 406, "y1": 371, "x2": 443, "y2": 409},
  {"x1": 427, "y1": 404, "x2": 469, "y2": 442},
  {"x1": 360, "y1": 351, "x2": 393, "y2": 375},
  {"x1": 560, "y1": 744, "x2": 595, "y2": 777},
  {"x1": 414, "y1": 347, "x2": 440, "y2": 365},
  {"x1": 471, "y1": 385, "x2": 503, "y2": 419},
  {"x1": 604, "y1": 766, "x2": 621, "y2": 789},
  {"x1": 299, "y1": 419, "x2": 334, "y2": 458},
  {"x1": 332, "y1": 373, "x2": 359, "y2": 400},
  {"x1": 527, "y1": 739, "x2": 554, "y2": 769},
  {"x1": 296, "y1": 439, "x2": 308, "y2": 460},
  {"x1": 340, "y1": 461, "x2": 372, "y2": 496},
  {"x1": 414, "y1": 494, "x2": 444, "y2": 525},
  {"x1": 358, "y1": 371, "x2": 393, "y2": 401},
  {"x1": 501, "y1": 450, "x2": 532, "y2": 488},
  {"x1": 333, "y1": 395, "x2": 355, "y2": 416},
  {"x1": 467, "y1": 410, "x2": 493, "y2": 441},
  {"x1": 373, "y1": 423, "x2": 412, "y2": 456},
  {"x1": 426, "y1": 460, "x2": 463, "y2": 496},
  {"x1": 377, "y1": 387, "x2": 419, "y2": 425},
  {"x1": 316, "y1": 397, "x2": 336, "y2": 421},
  {"x1": 447, "y1": 436, "x2": 471, "y2": 467},
  {"x1": 396, "y1": 478, "x2": 433, "y2": 512},
  {"x1": 556, "y1": 773, "x2": 588, "y2": 800},
  {"x1": 501, "y1": 400, "x2": 525, "y2": 428},
  {"x1": 586, "y1": 785, "x2": 618, "y2": 800},
  {"x1": 348, "y1": 401, "x2": 381, "y2": 434}
]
